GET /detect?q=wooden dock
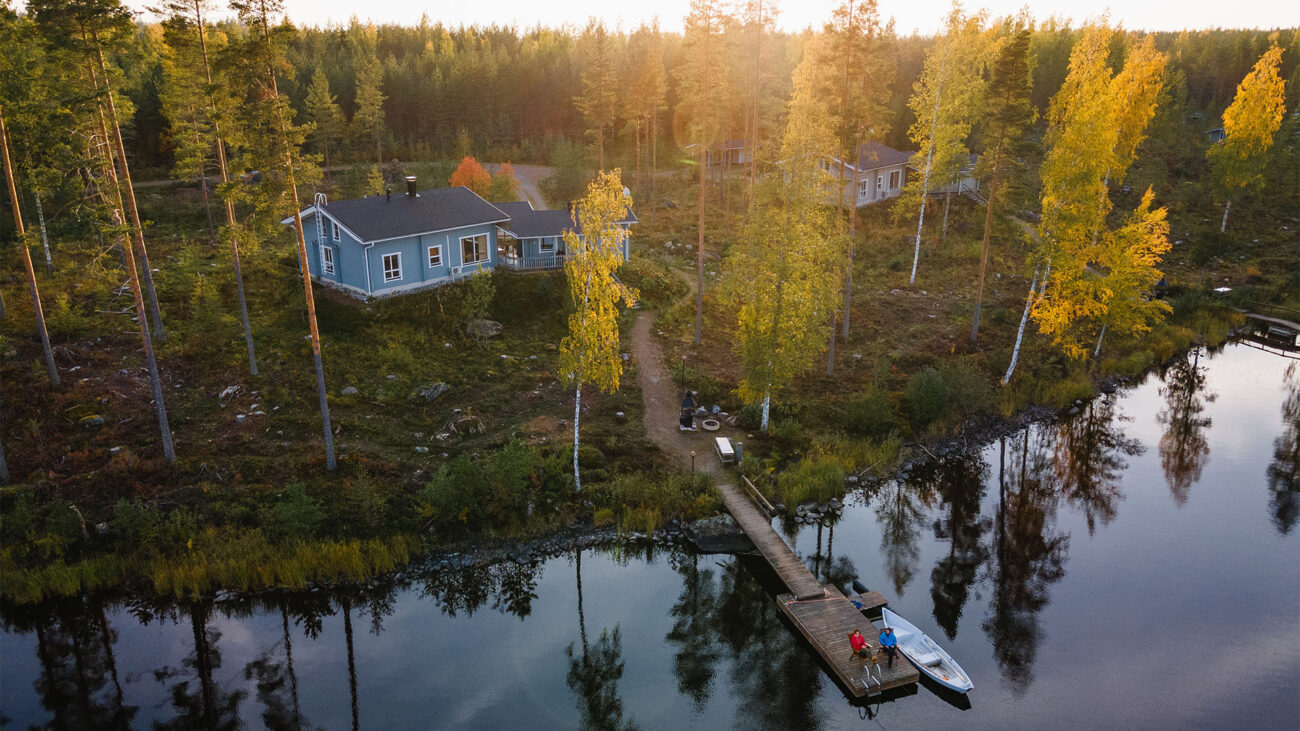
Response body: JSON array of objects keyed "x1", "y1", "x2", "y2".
[{"x1": 717, "y1": 482, "x2": 919, "y2": 697}]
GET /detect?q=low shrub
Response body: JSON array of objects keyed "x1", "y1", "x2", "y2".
[
  {"x1": 838, "y1": 388, "x2": 896, "y2": 439},
  {"x1": 905, "y1": 367, "x2": 948, "y2": 430},
  {"x1": 775, "y1": 457, "x2": 846, "y2": 507}
]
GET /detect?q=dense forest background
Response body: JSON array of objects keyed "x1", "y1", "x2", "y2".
[{"x1": 103, "y1": 20, "x2": 1298, "y2": 179}]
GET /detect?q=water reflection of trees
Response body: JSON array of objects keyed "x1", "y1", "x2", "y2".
[
  {"x1": 665, "y1": 554, "x2": 721, "y2": 707},
  {"x1": 1158, "y1": 350, "x2": 1216, "y2": 506},
  {"x1": 984, "y1": 430, "x2": 1070, "y2": 695},
  {"x1": 1267, "y1": 363, "x2": 1300, "y2": 534},
  {"x1": 872, "y1": 477, "x2": 936, "y2": 597},
  {"x1": 2, "y1": 596, "x2": 138, "y2": 729},
  {"x1": 419, "y1": 560, "x2": 541, "y2": 619},
  {"x1": 1053, "y1": 398, "x2": 1140, "y2": 533},
  {"x1": 919, "y1": 457, "x2": 992, "y2": 641}
]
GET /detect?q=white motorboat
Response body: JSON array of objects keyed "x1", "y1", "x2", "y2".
[{"x1": 880, "y1": 607, "x2": 973, "y2": 693}]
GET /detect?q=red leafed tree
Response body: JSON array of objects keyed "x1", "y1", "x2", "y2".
[{"x1": 450, "y1": 156, "x2": 492, "y2": 197}]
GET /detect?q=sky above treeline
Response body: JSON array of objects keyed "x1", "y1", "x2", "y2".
[{"x1": 117, "y1": 0, "x2": 1297, "y2": 35}]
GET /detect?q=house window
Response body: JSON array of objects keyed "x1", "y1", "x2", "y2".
[
  {"x1": 877, "y1": 176, "x2": 884, "y2": 192},
  {"x1": 382, "y1": 252, "x2": 402, "y2": 282},
  {"x1": 331, "y1": 220, "x2": 340, "y2": 242},
  {"x1": 889, "y1": 170, "x2": 901, "y2": 189},
  {"x1": 858, "y1": 180, "x2": 869, "y2": 198},
  {"x1": 428, "y1": 245, "x2": 442, "y2": 267},
  {"x1": 320, "y1": 245, "x2": 335, "y2": 275},
  {"x1": 461, "y1": 233, "x2": 489, "y2": 264},
  {"x1": 539, "y1": 237, "x2": 556, "y2": 253}
]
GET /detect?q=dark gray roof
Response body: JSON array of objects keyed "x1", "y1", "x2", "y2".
[
  {"x1": 856, "y1": 141, "x2": 913, "y2": 171},
  {"x1": 309, "y1": 187, "x2": 508, "y2": 242},
  {"x1": 497, "y1": 201, "x2": 637, "y2": 239}
]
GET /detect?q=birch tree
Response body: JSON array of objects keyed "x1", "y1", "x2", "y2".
[
  {"x1": 971, "y1": 20, "x2": 1033, "y2": 342},
  {"x1": 904, "y1": 3, "x2": 986, "y2": 286},
  {"x1": 229, "y1": 0, "x2": 335, "y2": 469},
  {"x1": 676, "y1": 0, "x2": 730, "y2": 344},
  {"x1": 1030, "y1": 26, "x2": 1170, "y2": 361},
  {"x1": 559, "y1": 171, "x2": 635, "y2": 492},
  {"x1": 723, "y1": 59, "x2": 842, "y2": 430},
  {"x1": 1208, "y1": 45, "x2": 1287, "y2": 233}
]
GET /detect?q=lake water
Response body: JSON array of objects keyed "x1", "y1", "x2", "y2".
[{"x1": 3, "y1": 342, "x2": 1298, "y2": 729}]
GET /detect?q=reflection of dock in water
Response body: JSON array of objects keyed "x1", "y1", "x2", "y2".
[
  {"x1": 1234, "y1": 306, "x2": 1300, "y2": 354},
  {"x1": 716, "y1": 480, "x2": 919, "y2": 698}
]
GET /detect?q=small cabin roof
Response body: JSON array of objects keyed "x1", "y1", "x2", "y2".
[
  {"x1": 496, "y1": 201, "x2": 637, "y2": 239},
  {"x1": 286, "y1": 186, "x2": 508, "y2": 243}
]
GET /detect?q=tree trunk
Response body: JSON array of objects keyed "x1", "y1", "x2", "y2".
[
  {"x1": 1093, "y1": 323, "x2": 1107, "y2": 359},
  {"x1": 844, "y1": 160, "x2": 859, "y2": 342},
  {"x1": 909, "y1": 70, "x2": 945, "y2": 286},
  {"x1": 941, "y1": 190, "x2": 951, "y2": 241},
  {"x1": 93, "y1": 42, "x2": 166, "y2": 341},
  {"x1": 971, "y1": 165, "x2": 1001, "y2": 342},
  {"x1": 1220, "y1": 199, "x2": 1231, "y2": 233},
  {"x1": 572, "y1": 378, "x2": 583, "y2": 493},
  {"x1": 825, "y1": 308, "x2": 837, "y2": 376},
  {"x1": 199, "y1": 168, "x2": 215, "y2": 243},
  {"x1": 760, "y1": 392, "x2": 770, "y2": 432},
  {"x1": 0, "y1": 419, "x2": 8, "y2": 484},
  {"x1": 597, "y1": 126, "x2": 604, "y2": 171},
  {"x1": 1, "y1": 112, "x2": 60, "y2": 388},
  {"x1": 1002, "y1": 266, "x2": 1040, "y2": 385},
  {"x1": 695, "y1": 146, "x2": 705, "y2": 344},
  {"x1": 195, "y1": 11, "x2": 258, "y2": 375},
  {"x1": 649, "y1": 113, "x2": 657, "y2": 225},
  {"x1": 34, "y1": 193, "x2": 52, "y2": 273}
]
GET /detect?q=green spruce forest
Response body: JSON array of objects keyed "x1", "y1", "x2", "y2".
[{"x1": 1, "y1": 0, "x2": 1297, "y2": 603}]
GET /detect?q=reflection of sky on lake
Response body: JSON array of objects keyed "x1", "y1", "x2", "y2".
[{"x1": 2, "y1": 343, "x2": 1297, "y2": 729}]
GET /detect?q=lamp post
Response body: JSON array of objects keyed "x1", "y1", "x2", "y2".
[
  {"x1": 680, "y1": 354, "x2": 687, "y2": 384},
  {"x1": 690, "y1": 450, "x2": 696, "y2": 474}
]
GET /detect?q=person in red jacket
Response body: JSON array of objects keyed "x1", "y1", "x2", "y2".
[{"x1": 849, "y1": 628, "x2": 870, "y2": 659}]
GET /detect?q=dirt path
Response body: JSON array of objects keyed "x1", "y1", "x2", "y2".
[
  {"x1": 629, "y1": 310, "x2": 736, "y2": 476},
  {"x1": 487, "y1": 163, "x2": 552, "y2": 208}
]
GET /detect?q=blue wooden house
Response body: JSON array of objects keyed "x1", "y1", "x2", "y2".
[
  {"x1": 495, "y1": 201, "x2": 636, "y2": 271},
  {"x1": 283, "y1": 177, "x2": 634, "y2": 298}
]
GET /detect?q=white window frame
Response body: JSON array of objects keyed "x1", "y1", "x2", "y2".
[
  {"x1": 461, "y1": 233, "x2": 489, "y2": 264},
  {"x1": 382, "y1": 252, "x2": 402, "y2": 282},
  {"x1": 331, "y1": 220, "x2": 340, "y2": 242},
  {"x1": 858, "y1": 180, "x2": 869, "y2": 198},
  {"x1": 877, "y1": 175, "x2": 884, "y2": 192},
  {"x1": 889, "y1": 170, "x2": 901, "y2": 189},
  {"x1": 320, "y1": 245, "x2": 335, "y2": 275},
  {"x1": 539, "y1": 237, "x2": 556, "y2": 253},
  {"x1": 428, "y1": 245, "x2": 442, "y2": 268}
]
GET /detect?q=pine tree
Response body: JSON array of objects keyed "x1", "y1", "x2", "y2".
[
  {"x1": 303, "y1": 68, "x2": 343, "y2": 172},
  {"x1": 677, "y1": 0, "x2": 731, "y2": 345},
  {"x1": 229, "y1": 0, "x2": 335, "y2": 470},
  {"x1": 723, "y1": 59, "x2": 843, "y2": 431},
  {"x1": 0, "y1": 111, "x2": 60, "y2": 389},
  {"x1": 30, "y1": 0, "x2": 168, "y2": 341},
  {"x1": 353, "y1": 54, "x2": 386, "y2": 165},
  {"x1": 157, "y1": 0, "x2": 259, "y2": 375},
  {"x1": 971, "y1": 20, "x2": 1034, "y2": 342},
  {"x1": 30, "y1": 0, "x2": 175, "y2": 461},
  {"x1": 575, "y1": 20, "x2": 618, "y2": 171},
  {"x1": 559, "y1": 170, "x2": 635, "y2": 492},
  {"x1": 812, "y1": 0, "x2": 894, "y2": 354},
  {"x1": 1208, "y1": 45, "x2": 1287, "y2": 232}
]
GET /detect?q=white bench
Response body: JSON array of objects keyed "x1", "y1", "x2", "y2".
[{"x1": 714, "y1": 437, "x2": 735, "y2": 464}]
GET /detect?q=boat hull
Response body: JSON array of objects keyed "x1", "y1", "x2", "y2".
[{"x1": 880, "y1": 607, "x2": 973, "y2": 693}]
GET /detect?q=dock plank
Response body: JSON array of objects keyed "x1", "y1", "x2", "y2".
[{"x1": 717, "y1": 483, "x2": 919, "y2": 698}]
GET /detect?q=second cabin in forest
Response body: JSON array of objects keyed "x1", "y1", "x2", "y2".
[{"x1": 282, "y1": 177, "x2": 635, "y2": 298}]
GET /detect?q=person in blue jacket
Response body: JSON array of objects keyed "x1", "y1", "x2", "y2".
[{"x1": 878, "y1": 627, "x2": 898, "y2": 667}]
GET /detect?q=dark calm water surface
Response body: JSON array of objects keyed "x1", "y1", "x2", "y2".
[{"x1": 3, "y1": 342, "x2": 1298, "y2": 730}]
